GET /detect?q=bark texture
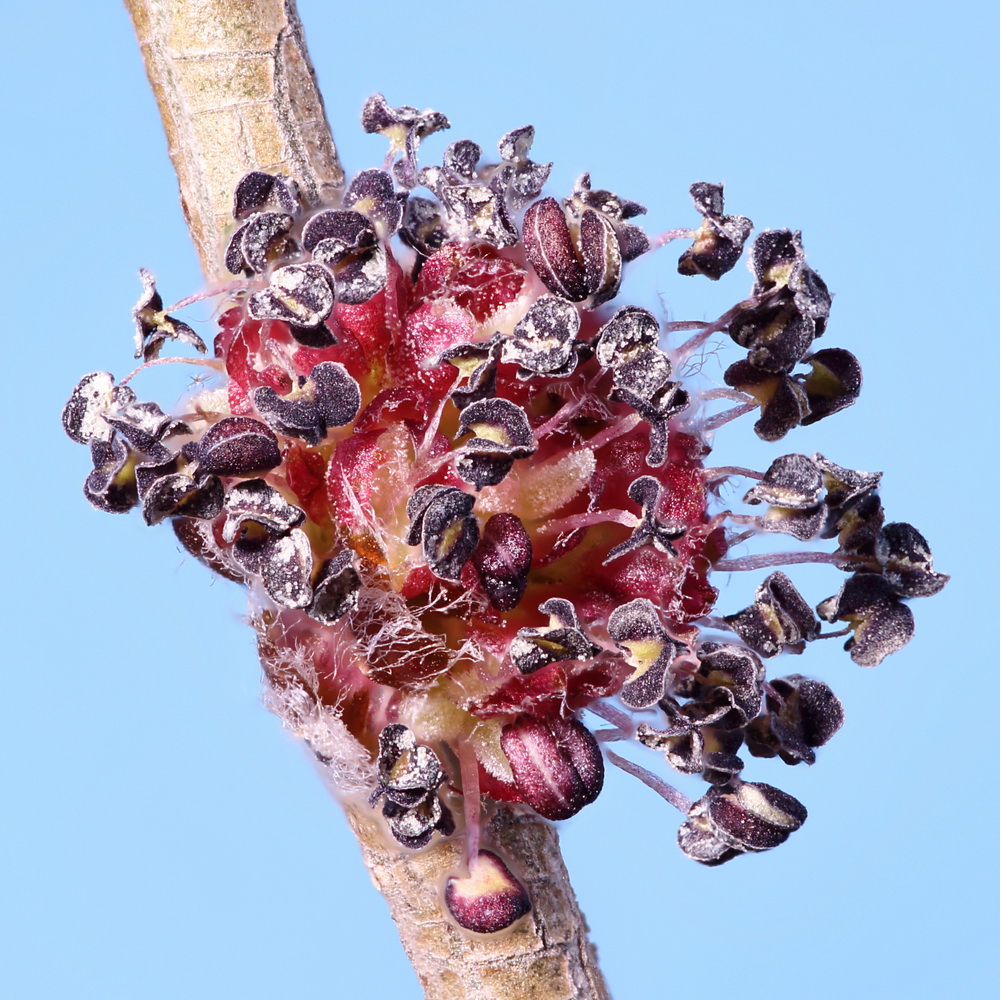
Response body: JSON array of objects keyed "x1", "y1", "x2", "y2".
[
  {"x1": 124, "y1": 2, "x2": 611, "y2": 996},
  {"x1": 344, "y1": 803, "x2": 610, "y2": 1000},
  {"x1": 125, "y1": 0, "x2": 344, "y2": 279}
]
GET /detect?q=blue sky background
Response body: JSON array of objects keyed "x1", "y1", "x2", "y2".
[{"x1": 3, "y1": 1, "x2": 997, "y2": 997}]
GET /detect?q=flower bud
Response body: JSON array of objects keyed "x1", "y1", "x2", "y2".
[
  {"x1": 500, "y1": 716, "x2": 603, "y2": 820},
  {"x1": 444, "y1": 850, "x2": 531, "y2": 934}
]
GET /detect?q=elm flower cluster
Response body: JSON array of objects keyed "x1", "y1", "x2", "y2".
[{"x1": 63, "y1": 94, "x2": 947, "y2": 932}]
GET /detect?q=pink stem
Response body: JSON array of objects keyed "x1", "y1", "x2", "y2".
[
  {"x1": 538, "y1": 509, "x2": 638, "y2": 534},
  {"x1": 605, "y1": 750, "x2": 693, "y2": 814},
  {"x1": 584, "y1": 412, "x2": 641, "y2": 451},
  {"x1": 653, "y1": 227, "x2": 696, "y2": 247},
  {"x1": 702, "y1": 402, "x2": 757, "y2": 431},
  {"x1": 714, "y1": 550, "x2": 859, "y2": 572},
  {"x1": 587, "y1": 700, "x2": 634, "y2": 732},
  {"x1": 726, "y1": 514, "x2": 761, "y2": 526},
  {"x1": 817, "y1": 626, "x2": 853, "y2": 639},
  {"x1": 457, "y1": 742, "x2": 481, "y2": 869},
  {"x1": 725, "y1": 527, "x2": 759, "y2": 547},
  {"x1": 417, "y1": 370, "x2": 459, "y2": 460},
  {"x1": 664, "y1": 320, "x2": 710, "y2": 334},
  {"x1": 703, "y1": 465, "x2": 764, "y2": 483},
  {"x1": 699, "y1": 388, "x2": 753, "y2": 403},
  {"x1": 408, "y1": 448, "x2": 457, "y2": 486},
  {"x1": 586, "y1": 701, "x2": 636, "y2": 744},
  {"x1": 594, "y1": 728, "x2": 630, "y2": 744},
  {"x1": 535, "y1": 392, "x2": 588, "y2": 440},
  {"x1": 120, "y1": 355, "x2": 226, "y2": 386},
  {"x1": 166, "y1": 284, "x2": 243, "y2": 312},
  {"x1": 676, "y1": 288, "x2": 780, "y2": 364}
]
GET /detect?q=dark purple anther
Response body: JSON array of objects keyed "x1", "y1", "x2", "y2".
[
  {"x1": 193, "y1": 416, "x2": 282, "y2": 477},
  {"x1": 500, "y1": 716, "x2": 604, "y2": 821},
  {"x1": 521, "y1": 197, "x2": 587, "y2": 301},
  {"x1": 472, "y1": 513, "x2": 533, "y2": 612}
]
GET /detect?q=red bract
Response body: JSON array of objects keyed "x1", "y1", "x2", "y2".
[
  {"x1": 394, "y1": 300, "x2": 478, "y2": 393},
  {"x1": 468, "y1": 661, "x2": 629, "y2": 721},
  {"x1": 414, "y1": 243, "x2": 526, "y2": 323}
]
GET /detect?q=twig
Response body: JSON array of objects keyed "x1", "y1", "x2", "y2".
[{"x1": 124, "y1": 0, "x2": 344, "y2": 280}]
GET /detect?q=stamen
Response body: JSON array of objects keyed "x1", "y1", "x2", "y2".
[
  {"x1": 417, "y1": 369, "x2": 459, "y2": 460},
  {"x1": 652, "y1": 227, "x2": 697, "y2": 247},
  {"x1": 726, "y1": 514, "x2": 762, "y2": 526},
  {"x1": 584, "y1": 411, "x2": 641, "y2": 451},
  {"x1": 587, "y1": 700, "x2": 636, "y2": 737},
  {"x1": 699, "y1": 388, "x2": 754, "y2": 403},
  {"x1": 534, "y1": 393, "x2": 589, "y2": 440},
  {"x1": 663, "y1": 320, "x2": 710, "y2": 334},
  {"x1": 594, "y1": 728, "x2": 630, "y2": 743},
  {"x1": 676, "y1": 288, "x2": 779, "y2": 363},
  {"x1": 407, "y1": 448, "x2": 457, "y2": 486},
  {"x1": 816, "y1": 626, "x2": 853, "y2": 640},
  {"x1": 165, "y1": 285, "x2": 244, "y2": 312},
  {"x1": 725, "y1": 527, "x2": 759, "y2": 547}
]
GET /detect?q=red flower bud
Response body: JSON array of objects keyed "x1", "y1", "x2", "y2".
[
  {"x1": 500, "y1": 716, "x2": 604, "y2": 821},
  {"x1": 444, "y1": 850, "x2": 531, "y2": 934}
]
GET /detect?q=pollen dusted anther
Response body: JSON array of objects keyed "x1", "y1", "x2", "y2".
[{"x1": 64, "y1": 93, "x2": 947, "y2": 926}]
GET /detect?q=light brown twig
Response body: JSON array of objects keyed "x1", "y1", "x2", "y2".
[{"x1": 125, "y1": 0, "x2": 344, "y2": 279}]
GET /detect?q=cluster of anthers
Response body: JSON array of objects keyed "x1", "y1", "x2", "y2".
[{"x1": 63, "y1": 95, "x2": 947, "y2": 933}]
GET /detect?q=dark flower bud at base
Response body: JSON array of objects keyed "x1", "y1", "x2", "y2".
[
  {"x1": 500, "y1": 715, "x2": 604, "y2": 820},
  {"x1": 444, "y1": 850, "x2": 531, "y2": 934}
]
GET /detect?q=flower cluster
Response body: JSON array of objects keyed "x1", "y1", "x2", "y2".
[{"x1": 64, "y1": 94, "x2": 946, "y2": 932}]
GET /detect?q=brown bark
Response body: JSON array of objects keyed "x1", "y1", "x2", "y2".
[
  {"x1": 344, "y1": 804, "x2": 609, "y2": 1000},
  {"x1": 125, "y1": 0, "x2": 344, "y2": 280},
  {"x1": 123, "y1": 2, "x2": 611, "y2": 996}
]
